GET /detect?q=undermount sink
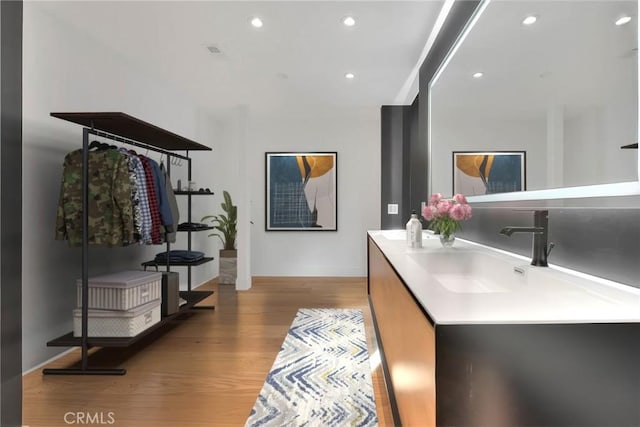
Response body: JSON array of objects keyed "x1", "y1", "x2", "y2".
[
  {"x1": 433, "y1": 274, "x2": 509, "y2": 293},
  {"x1": 408, "y1": 250, "x2": 523, "y2": 293},
  {"x1": 406, "y1": 248, "x2": 640, "y2": 302}
]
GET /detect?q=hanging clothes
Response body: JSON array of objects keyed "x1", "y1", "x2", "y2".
[
  {"x1": 126, "y1": 150, "x2": 153, "y2": 244},
  {"x1": 161, "y1": 162, "x2": 179, "y2": 243},
  {"x1": 55, "y1": 148, "x2": 134, "y2": 247},
  {"x1": 147, "y1": 158, "x2": 174, "y2": 231},
  {"x1": 56, "y1": 146, "x2": 181, "y2": 247},
  {"x1": 119, "y1": 148, "x2": 143, "y2": 241},
  {"x1": 138, "y1": 155, "x2": 163, "y2": 244}
]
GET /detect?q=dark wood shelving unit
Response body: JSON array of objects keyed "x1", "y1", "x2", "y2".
[
  {"x1": 46, "y1": 112, "x2": 214, "y2": 376},
  {"x1": 45, "y1": 291, "x2": 213, "y2": 348},
  {"x1": 169, "y1": 181, "x2": 216, "y2": 291},
  {"x1": 50, "y1": 112, "x2": 211, "y2": 151}
]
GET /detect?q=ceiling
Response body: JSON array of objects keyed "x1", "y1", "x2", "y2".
[{"x1": 38, "y1": 1, "x2": 445, "y2": 115}]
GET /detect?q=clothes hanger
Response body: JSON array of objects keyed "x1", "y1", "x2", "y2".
[{"x1": 88, "y1": 140, "x2": 102, "y2": 150}]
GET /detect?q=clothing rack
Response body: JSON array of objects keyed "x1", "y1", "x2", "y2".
[
  {"x1": 89, "y1": 128, "x2": 191, "y2": 161},
  {"x1": 44, "y1": 112, "x2": 213, "y2": 375}
]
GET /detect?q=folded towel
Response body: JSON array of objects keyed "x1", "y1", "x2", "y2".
[
  {"x1": 155, "y1": 250, "x2": 205, "y2": 263},
  {"x1": 177, "y1": 222, "x2": 210, "y2": 231}
]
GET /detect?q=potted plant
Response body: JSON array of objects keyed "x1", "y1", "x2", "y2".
[{"x1": 202, "y1": 190, "x2": 237, "y2": 285}]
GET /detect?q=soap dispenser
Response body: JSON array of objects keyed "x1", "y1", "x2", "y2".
[{"x1": 406, "y1": 210, "x2": 423, "y2": 248}]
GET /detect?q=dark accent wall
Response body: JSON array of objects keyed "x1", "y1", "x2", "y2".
[
  {"x1": 380, "y1": 105, "x2": 405, "y2": 229},
  {"x1": 406, "y1": 95, "x2": 422, "y2": 220},
  {"x1": 380, "y1": 98, "x2": 416, "y2": 229},
  {"x1": 1, "y1": 1, "x2": 23, "y2": 425}
]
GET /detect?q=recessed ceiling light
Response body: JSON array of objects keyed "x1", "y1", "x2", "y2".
[
  {"x1": 522, "y1": 15, "x2": 537, "y2": 25},
  {"x1": 343, "y1": 16, "x2": 356, "y2": 27},
  {"x1": 472, "y1": 72, "x2": 483, "y2": 79},
  {"x1": 616, "y1": 15, "x2": 632, "y2": 26},
  {"x1": 250, "y1": 17, "x2": 263, "y2": 28},
  {"x1": 345, "y1": 72, "x2": 355, "y2": 79}
]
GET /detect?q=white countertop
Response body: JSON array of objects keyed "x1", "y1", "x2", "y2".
[{"x1": 368, "y1": 230, "x2": 640, "y2": 324}]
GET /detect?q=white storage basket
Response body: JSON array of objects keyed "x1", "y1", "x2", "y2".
[
  {"x1": 77, "y1": 270, "x2": 161, "y2": 310},
  {"x1": 73, "y1": 300, "x2": 161, "y2": 337}
]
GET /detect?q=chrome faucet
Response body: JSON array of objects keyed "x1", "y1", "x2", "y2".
[{"x1": 500, "y1": 210, "x2": 553, "y2": 267}]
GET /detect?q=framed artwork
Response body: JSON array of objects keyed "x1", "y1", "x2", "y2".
[
  {"x1": 452, "y1": 151, "x2": 526, "y2": 196},
  {"x1": 265, "y1": 152, "x2": 337, "y2": 231}
]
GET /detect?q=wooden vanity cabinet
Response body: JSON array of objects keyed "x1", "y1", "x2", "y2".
[{"x1": 368, "y1": 238, "x2": 436, "y2": 426}]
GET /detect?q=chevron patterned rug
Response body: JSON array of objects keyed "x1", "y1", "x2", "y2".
[{"x1": 245, "y1": 308, "x2": 378, "y2": 427}]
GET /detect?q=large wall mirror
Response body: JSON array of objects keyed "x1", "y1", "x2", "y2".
[{"x1": 429, "y1": 0, "x2": 640, "y2": 202}]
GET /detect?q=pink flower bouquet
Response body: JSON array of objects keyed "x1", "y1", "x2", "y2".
[{"x1": 422, "y1": 193, "x2": 472, "y2": 238}]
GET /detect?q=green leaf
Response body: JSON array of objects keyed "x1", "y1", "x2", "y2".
[{"x1": 202, "y1": 190, "x2": 237, "y2": 249}]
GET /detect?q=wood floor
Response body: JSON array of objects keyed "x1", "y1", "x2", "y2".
[{"x1": 23, "y1": 277, "x2": 393, "y2": 427}]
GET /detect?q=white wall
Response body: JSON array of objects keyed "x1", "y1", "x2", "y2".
[
  {"x1": 22, "y1": 3, "x2": 217, "y2": 370},
  {"x1": 200, "y1": 106, "x2": 252, "y2": 289},
  {"x1": 248, "y1": 108, "x2": 381, "y2": 277},
  {"x1": 203, "y1": 105, "x2": 381, "y2": 280}
]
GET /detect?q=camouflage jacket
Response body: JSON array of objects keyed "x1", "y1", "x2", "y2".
[{"x1": 55, "y1": 149, "x2": 135, "y2": 246}]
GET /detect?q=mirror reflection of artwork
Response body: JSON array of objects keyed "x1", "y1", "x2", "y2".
[
  {"x1": 266, "y1": 152, "x2": 337, "y2": 231},
  {"x1": 453, "y1": 151, "x2": 526, "y2": 196}
]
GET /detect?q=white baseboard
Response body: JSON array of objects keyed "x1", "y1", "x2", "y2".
[{"x1": 22, "y1": 347, "x2": 77, "y2": 376}]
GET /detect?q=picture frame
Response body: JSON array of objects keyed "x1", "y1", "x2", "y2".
[
  {"x1": 265, "y1": 152, "x2": 337, "y2": 231},
  {"x1": 452, "y1": 151, "x2": 526, "y2": 196}
]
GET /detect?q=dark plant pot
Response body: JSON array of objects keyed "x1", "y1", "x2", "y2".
[{"x1": 219, "y1": 249, "x2": 237, "y2": 285}]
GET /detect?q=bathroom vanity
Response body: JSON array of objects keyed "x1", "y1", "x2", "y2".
[{"x1": 368, "y1": 230, "x2": 640, "y2": 427}]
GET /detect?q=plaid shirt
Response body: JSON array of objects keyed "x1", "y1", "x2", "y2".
[
  {"x1": 128, "y1": 153, "x2": 152, "y2": 244},
  {"x1": 119, "y1": 149, "x2": 143, "y2": 241},
  {"x1": 139, "y1": 156, "x2": 162, "y2": 244}
]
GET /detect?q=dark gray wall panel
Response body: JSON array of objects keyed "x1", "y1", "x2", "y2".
[
  {"x1": 1, "y1": 1, "x2": 23, "y2": 425},
  {"x1": 380, "y1": 106, "x2": 409, "y2": 229},
  {"x1": 406, "y1": 95, "x2": 424, "y2": 218},
  {"x1": 381, "y1": 97, "x2": 420, "y2": 228},
  {"x1": 458, "y1": 206, "x2": 640, "y2": 287}
]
